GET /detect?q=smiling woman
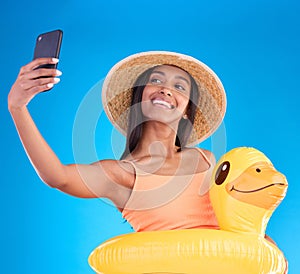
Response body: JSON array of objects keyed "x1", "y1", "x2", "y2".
[
  {"x1": 9, "y1": 50, "x2": 289, "y2": 274},
  {"x1": 98, "y1": 51, "x2": 225, "y2": 227},
  {"x1": 142, "y1": 66, "x2": 192, "y2": 122},
  {"x1": 102, "y1": 51, "x2": 226, "y2": 150},
  {"x1": 120, "y1": 64, "x2": 200, "y2": 159}
]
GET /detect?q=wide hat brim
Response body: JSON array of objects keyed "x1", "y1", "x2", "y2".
[{"x1": 102, "y1": 51, "x2": 226, "y2": 146}]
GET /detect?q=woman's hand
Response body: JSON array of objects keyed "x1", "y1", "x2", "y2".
[{"x1": 8, "y1": 57, "x2": 61, "y2": 111}]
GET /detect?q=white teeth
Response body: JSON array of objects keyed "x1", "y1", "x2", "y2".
[{"x1": 152, "y1": 99, "x2": 174, "y2": 109}]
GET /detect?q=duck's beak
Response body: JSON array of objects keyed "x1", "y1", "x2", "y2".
[{"x1": 226, "y1": 161, "x2": 288, "y2": 210}]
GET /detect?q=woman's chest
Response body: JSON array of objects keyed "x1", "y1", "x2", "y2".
[{"x1": 133, "y1": 149, "x2": 210, "y2": 176}]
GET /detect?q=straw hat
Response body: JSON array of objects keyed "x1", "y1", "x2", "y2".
[{"x1": 102, "y1": 51, "x2": 226, "y2": 146}]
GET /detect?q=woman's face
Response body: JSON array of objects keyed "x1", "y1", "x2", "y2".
[{"x1": 141, "y1": 65, "x2": 192, "y2": 125}]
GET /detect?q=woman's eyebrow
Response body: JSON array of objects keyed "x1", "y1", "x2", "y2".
[
  {"x1": 151, "y1": 70, "x2": 190, "y2": 85},
  {"x1": 151, "y1": 70, "x2": 165, "y2": 76},
  {"x1": 175, "y1": 75, "x2": 191, "y2": 85}
]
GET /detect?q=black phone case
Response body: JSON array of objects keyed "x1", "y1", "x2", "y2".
[{"x1": 33, "y1": 29, "x2": 63, "y2": 69}]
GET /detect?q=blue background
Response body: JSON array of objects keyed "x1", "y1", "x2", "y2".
[{"x1": 1, "y1": 0, "x2": 299, "y2": 273}]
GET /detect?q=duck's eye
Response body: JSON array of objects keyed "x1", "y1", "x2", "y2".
[
  {"x1": 256, "y1": 168, "x2": 261, "y2": 173},
  {"x1": 215, "y1": 161, "x2": 230, "y2": 185}
]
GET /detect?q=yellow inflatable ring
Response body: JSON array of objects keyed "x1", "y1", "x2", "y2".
[{"x1": 88, "y1": 147, "x2": 288, "y2": 274}]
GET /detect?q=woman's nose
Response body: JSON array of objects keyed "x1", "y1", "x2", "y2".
[{"x1": 159, "y1": 88, "x2": 172, "y2": 97}]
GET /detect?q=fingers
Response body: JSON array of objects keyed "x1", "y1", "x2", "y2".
[
  {"x1": 17, "y1": 58, "x2": 62, "y2": 93},
  {"x1": 20, "y1": 76, "x2": 61, "y2": 92},
  {"x1": 18, "y1": 68, "x2": 62, "y2": 94},
  {"x1": 26, "y1": 82, "x2": 56, "y2": 94},
  {"x1": 20, "y1": 57, "x2": 59, "y2": 74},
  {"x1": 29, "y1": 67, "x2": 62, "y2": 80},
  {"x1": 8, "y1": 59, "x2": 62, "y2": 110}
]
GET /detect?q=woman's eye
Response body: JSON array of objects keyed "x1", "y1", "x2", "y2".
[
  {"x1": 175, "y1": 84, "x2": 185, "y2": 91},
  {"x1": 150, "y1": 78, "x2": 162, "y2": 84}
]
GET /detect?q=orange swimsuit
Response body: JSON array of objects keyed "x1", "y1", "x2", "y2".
[{"x1": 121, "y1": 148, "x2": 219, "y2": 232}]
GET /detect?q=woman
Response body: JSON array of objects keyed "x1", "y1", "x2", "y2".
[
  {"x1": 8, "y1": 50, "x2": 288, "y2": 272},
  {"x1": 99, "y1": 52, "x2": 226, "y2": 230},
  {"x1": 8, "y1": 51, "x2": 226, "y2": 221}
]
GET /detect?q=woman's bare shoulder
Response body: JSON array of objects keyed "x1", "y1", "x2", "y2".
[
  {"x1": 200, "y1": 148, "x2": 216, "y2": 164},
  {"x1": 183, "y1": 147, "x2": 216, "y2": 166},
  {"x1": 91, "y1": 159, "x2": 136, "y2": 189}
]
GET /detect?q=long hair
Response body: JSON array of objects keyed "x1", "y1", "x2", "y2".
[{"x1": 120, "y1": 65, "x2": 199, "y2": 159}]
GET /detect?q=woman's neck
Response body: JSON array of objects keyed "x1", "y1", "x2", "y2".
[{"x1": 133, "y1": 121, "x2": 179, "y2": 158}]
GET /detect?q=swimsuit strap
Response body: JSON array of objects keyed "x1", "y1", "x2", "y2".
[{"x1": 193, "y1": 147, "x2": 212, "y2": 169}]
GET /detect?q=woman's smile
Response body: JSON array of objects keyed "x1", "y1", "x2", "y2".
[
  {"x1": 151, "y1": 96, "x2": 175, "y2": 109},
  {"x1": 152, "y1": 99, "x2": 174, "y2": 109}
]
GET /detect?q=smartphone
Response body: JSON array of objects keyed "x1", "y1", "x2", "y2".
[{"x1": 33, "y1": 29, "x2": 63, "y2": 70}]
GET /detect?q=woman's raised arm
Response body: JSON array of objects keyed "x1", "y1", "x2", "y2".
[{"x1": 8, "y1": 59, "x2": 135, "y2": 202}]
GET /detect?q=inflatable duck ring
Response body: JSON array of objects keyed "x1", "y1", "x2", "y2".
[{"x1": 88, "y1": 147, "x2": 288, "y2": 274}]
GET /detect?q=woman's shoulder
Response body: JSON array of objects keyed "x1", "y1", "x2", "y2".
[
  {"x1": 92, "y1": 159, "x2": 136, "y2": 189},
  {"x1": 185, "y1": 147, "x2": 215, "y2": 158},
  {"x1": 183, "y1": 147, "x2": 216, "y2": 167},
  {"x1": 199, "y1": 148, "x2": 216, "y2": 165}
]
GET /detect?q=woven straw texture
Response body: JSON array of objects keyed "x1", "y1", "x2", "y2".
[{"x1": 102, "y1": 51, "x2": 226, "y2": 146}]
